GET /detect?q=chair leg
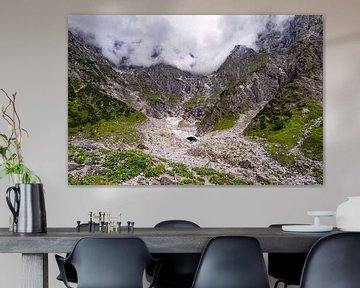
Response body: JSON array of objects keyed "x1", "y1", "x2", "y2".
[{"x1": 274, "y1": 280, "x2": 289, "y2": 288}]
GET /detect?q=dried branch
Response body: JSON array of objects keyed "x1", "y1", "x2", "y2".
[{"x1": 0, "y1": 88, "x2": 39, "y2": 183}]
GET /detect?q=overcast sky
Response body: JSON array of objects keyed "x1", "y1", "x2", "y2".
[{"x1": 68, "y1": 15, "x2": 293, "y2": 74}]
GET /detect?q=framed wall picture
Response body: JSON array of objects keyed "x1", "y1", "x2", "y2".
[{"x1": 68, "y1": 15, "x2": 323, "y2": 185}]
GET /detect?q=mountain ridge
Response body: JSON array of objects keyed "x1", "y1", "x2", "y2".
[{"x1": 68, "y1": 15, "x2": 323, "y2": 185}]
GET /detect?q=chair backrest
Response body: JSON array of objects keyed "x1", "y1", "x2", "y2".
[
  {"x1": 300, "y1": 232, "x2": 360, "y2": 288},
  {"x1": 67, "y1": 237, "x2": 154, "y2": 288},
  {"x1": 191, "y1": 236, "x2": 270, "y2": 288},
  {"x1": 151, "y1": 220, "x2": 201, "y2": 286},
  {"x1": 268, "y1": 224, "x2": 308, "y2": 285},
  {"x1": 155, "y1": 220, "x2": 200, "y2": 228}
]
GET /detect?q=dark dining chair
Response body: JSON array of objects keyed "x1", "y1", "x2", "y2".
[
  {"x1": 55, "y1": 237, "x2": 160, "y2": 288},
  {"x1": 300, "y1": 232, "x2": 360, "y2": 288},
  {"x1": 191, "y1": 236, "x2": 270, "y2": 288},
  {"x1": 56, "y1": 262, "x2": 77, "y2": 284},
  {"x1": 56, "y1": 223, "x2": 99, "y2": 284},
  {"x1": 147, "y1": 220, "x2": 201, "y2": 288},
  {"x1": 268, "y1": 224, "x2": 308, "y2": 288}
]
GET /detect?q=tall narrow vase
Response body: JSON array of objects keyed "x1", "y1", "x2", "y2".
[
  {"x1": 6, "y1": 183, "x2": 47, "y2": 233},
  {"x1": 336, "y1": 197, "x2": 360, "y2": 231}
]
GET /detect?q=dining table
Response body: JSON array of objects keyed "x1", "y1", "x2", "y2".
[{"x1": 0, "y1": 226, "x2": 339, "y2": 288}]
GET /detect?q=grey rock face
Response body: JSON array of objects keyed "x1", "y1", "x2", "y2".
[
  {"x1": 159, "y1": 175, "x2": 176, "y2": 185},
  {"x1": 257, "y1": 15, "x2": 323, "y2": 53}
]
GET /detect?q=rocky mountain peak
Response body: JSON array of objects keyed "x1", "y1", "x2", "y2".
[
  {"x1": 230, "y1": 44, "x2": 255, "y2": 55},
  {"x1": 215, "y1": 44, "x2": 260, "y2": 82},
  {"x1": 257, "y1": 15, "x2": 323, "y2": 53}
]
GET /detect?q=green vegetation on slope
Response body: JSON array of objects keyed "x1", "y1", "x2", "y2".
[
  {"x1": 213, "y1": 112, "x2": 240, "y2": 131},
  {"x1": 246, "y1": 53, "x2": 269, "y2": 75},
  {"x1": 244, "y1": 81, "x2": 323, "y2": 169},
  {"x1": 312, "y1": 167, "x2": 323, "y2": 184},
  {"x1": 84, "y1": 116, "x2": 145, "y2": 144},
  {"x1": 68, "y1": 145, "x2": 100, "y2": 165},
  {"x1": 142, "y1": 91, "x2": 164, "y2": 104},
  {"x1": 185, "y1": 94, "x2": 207, "y2": 109},
  {"x1": 102, "y1": 149, "x2": 153, "y2": 182},
  {"x1": 144, "y1": 164, "x2": 166, "y2": 177},
  {"x1": 245, "y1": 82, "x2": 322, "y2": 148},
  {"x1": 192, "y1": 167, "x2": 219, "y2": 176},
  {"x1": 68, "y1": 174, "x2": 116, "y2": 185},
  {"x1": 69, "y1": 149, "x2": 251, "y2": 185},
  {"x1": 262, "y1": 100, "x2": 321, "y2": 147},
  {"x1": 168, "y1": 162, "x2": 195, "y2": 179},
  {"x1": 68, "y1": 80, "x2": 146, "y2": 144},
  {"x1": 264, "y1": 143, "x2": 298, "y2": 167},
  {"x1": 192, "y1": 167, "x2": 251, "y2": 185},
  {"x1": 301, "y1": 124, "x2": 323, "y2": 161},
  {"x1": 169, "y1": 94, "x2": 181, "y2": 104}
]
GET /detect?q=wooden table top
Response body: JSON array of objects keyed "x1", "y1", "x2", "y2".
[{"x1": 0, "y1": 227, "x2": 339, "y2": 253}]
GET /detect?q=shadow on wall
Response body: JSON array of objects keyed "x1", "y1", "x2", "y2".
[{"x1": 327, "y1": 31, "x2": 360, "y2": 46}]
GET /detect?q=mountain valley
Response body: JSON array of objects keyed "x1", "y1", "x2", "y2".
[{"x1": 68, "y1": 15, "x2": 323, "y2": 185}]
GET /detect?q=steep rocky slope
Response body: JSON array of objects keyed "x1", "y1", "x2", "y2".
[{"x1": 68, "y1": 15, "x2": 323, "y2": 185}]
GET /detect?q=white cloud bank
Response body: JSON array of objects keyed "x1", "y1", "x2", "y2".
[{"x1": 68, "y1": 15, "x2": 293, "y2": 74}]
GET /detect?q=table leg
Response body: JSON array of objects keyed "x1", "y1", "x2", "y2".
[{"x1": 22, "y1": 253, "x2": 48, "y2": 288}]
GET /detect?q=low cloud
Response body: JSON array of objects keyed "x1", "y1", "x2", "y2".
[{"x1": 68, "y1": 15, "x2": 293, "y2": 74}]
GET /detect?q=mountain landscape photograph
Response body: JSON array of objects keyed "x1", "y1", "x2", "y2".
[{"x1": 68, "y1": 15, "x2": 323, "y2": 185}]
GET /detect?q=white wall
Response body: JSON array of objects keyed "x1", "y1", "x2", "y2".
[{"x1": 0, "y1": 0, "x2": 360, "y2": 287}]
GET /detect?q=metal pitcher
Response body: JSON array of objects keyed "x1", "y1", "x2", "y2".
[{"x1": 6, "y1": 183, "x2": 47, "y2": 233}]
